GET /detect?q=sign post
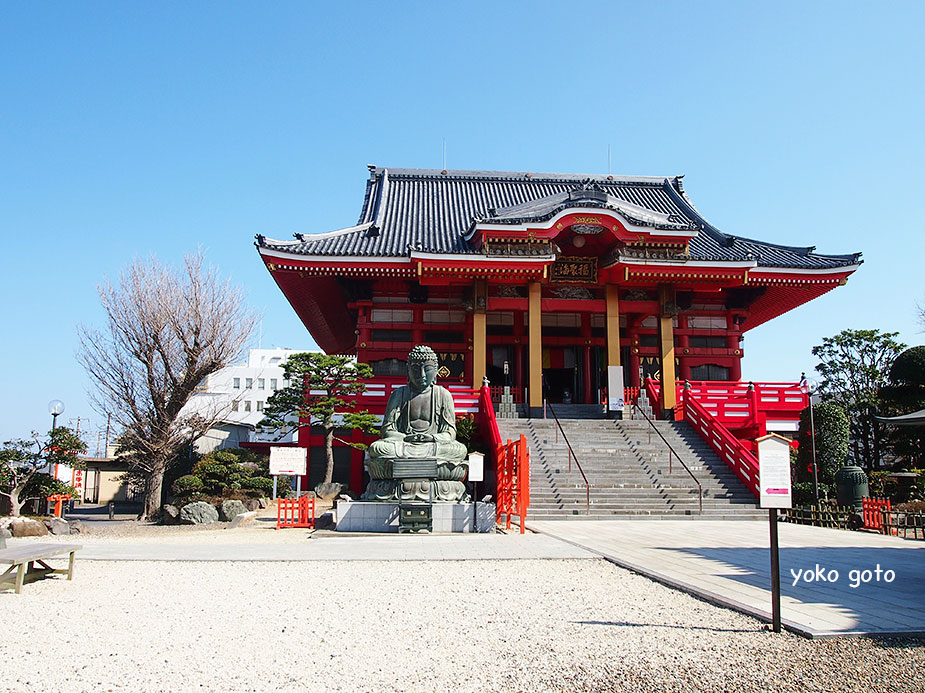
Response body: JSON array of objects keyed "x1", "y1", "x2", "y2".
[
  {"x1": 757, "y1": 433, "x2": 793, "y2": 633},
  {"x1": 270, "y1": 447, "x2": 307, "y2": 499}
]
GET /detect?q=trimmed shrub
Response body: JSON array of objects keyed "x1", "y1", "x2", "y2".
[
  {"x1": 796, "y1": 402, "x2": 850, "y2": 485},
  {"x1": 171, "y1": 448, "x2": 279, "y2": 505}
]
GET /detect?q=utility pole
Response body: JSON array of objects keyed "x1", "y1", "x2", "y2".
[{"x1": 104, "y1": 413, "x2": 112, "y2": 457}]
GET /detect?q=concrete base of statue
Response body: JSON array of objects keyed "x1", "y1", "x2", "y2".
[{"x1": 335, "y1": 501, "x2": 496, "y2": 533}]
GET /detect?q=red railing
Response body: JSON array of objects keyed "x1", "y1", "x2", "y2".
[
  {"x1": 352, "y1": 378, "x2": 481, "y2": 416},
  {"x1": 496, "y1": 433, "x2": 530, "y2": 534},
  {"x1": 645, "y1": 378, "x2": 806, "y2": 429},
  {"x1": 490, "y1": 385, "x2": 524, "y2": 403},
  {"x1": 479, "y1": 385, "x2": 503, "y2": 456},
  {"x1": 683, "y1": 391, "x2": 760, "y2": 497},
  {"x1": 276, "y1": 496, "x2": 316, "y2": 529},
  {"x1": 478, "y1": 384, "x2": 530, "y2": 531},
  {"x1": 623, "y1": 387, "x2": 640, "y2": 405},
  {"x1": 862, "y1": 498, "x2": 892, "y2": 533}
]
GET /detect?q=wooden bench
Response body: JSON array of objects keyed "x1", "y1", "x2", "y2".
[{"x1": 0, "y1": 543, "x2": 82, "y2": 594}]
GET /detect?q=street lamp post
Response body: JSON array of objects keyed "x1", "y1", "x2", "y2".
[
  {"x1": 48, "y1": 399, "x2": 65, "y2": 431},
  {"x1": 799, "y1": 375, "x2": 819, "y2": 504}
]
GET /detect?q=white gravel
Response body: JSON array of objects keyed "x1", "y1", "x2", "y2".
[{"x1": 2, "y1": 554, "x2": 923, "y2": 692}]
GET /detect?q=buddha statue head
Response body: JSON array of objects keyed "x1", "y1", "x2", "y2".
[{"x1": 407, "y1": 345, "x2": 439, "y2": 392}]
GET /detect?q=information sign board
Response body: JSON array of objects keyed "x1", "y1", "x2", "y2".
[
  {"x1": 757, "y1": 434, "x2": 792, "y2": 509},
  {"x1": 270, "y1": 446, "x2": 307, "y2": 476},
  {"x1": 607, "y1": 366, "x2": 625, "y2": 412}
]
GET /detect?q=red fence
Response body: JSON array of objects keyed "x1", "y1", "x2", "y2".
[
  {"x1": 862, "y1": 498, "x2": 892, "y2": 532},
  {"x1": 645, "y1": 378, "x2": 806, "y2": 429},
  {"x1": 352, "y1": 379, "x2": 480, "y2": 416},
  {"x1": 489, "y1": 385, "x2": 524, "y2": 403},
  {"x1": 496, "y1": 433, "x2": 530, "y2": 534},
  {"x1": 276, "y1": 496, "x2": 316, "y2": 529},
  {"x1": 684, "y1": 393, "x2": 760, "y2": 497}
]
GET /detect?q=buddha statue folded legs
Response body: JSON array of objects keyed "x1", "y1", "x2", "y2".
[{"x1": 362, "y1": 346, "x2": 470, "y2": 503}]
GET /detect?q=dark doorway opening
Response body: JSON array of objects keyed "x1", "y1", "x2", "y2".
[{"x1": 543, "y1": 368, "x2": 576, "y2": 403}]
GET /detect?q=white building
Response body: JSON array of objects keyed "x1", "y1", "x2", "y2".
[{"x1": 186, "y1": 348, "x2": 314, "y2": 454}]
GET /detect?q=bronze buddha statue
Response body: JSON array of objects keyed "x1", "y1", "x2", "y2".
[{"x1": 363, "y1": 345, "x2": 469, "y2": 502}]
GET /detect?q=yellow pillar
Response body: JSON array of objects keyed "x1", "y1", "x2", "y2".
[
  {"x1": 528, "y1": 281, "x2": 543, "y2": 410},
  {"x1": 605, "y1": 284, "x2": 621, "y2": 367},
  {"x1": 472, "y1": 280, "x2": 487, "y2": 387},
  {"x1": 658, "y1": 285, "x2": 677, "y2": 413}
]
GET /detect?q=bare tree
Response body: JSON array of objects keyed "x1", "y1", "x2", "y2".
[{"x1": 77, "y1": 252, "x2": 258, "y2": 520}]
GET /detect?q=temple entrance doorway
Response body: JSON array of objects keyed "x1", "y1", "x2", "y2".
[{"x1": 542, "y1": 347, "x2": 578, "y2": 403}]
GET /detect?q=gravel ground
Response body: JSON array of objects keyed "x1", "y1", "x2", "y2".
[{"x1": 2, "y1": 553, "x2": 923, "y2": 692}]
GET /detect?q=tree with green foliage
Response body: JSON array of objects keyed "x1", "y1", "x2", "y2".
[
  {"x1": 812, "y1": 328, "x2": 906, "y2": 471},
  {"x1": 795, "y1": 402, "x2": 850, "y2": 488},
  {"x1": 878, "y1": 345, "x2": 925, "y2": 467},
  {"x1": 259, "y1": 353, "x2": 379, "y2": 489},
  {"x1": 0, "y1": 428, "x2": 87, "y2": 516}
]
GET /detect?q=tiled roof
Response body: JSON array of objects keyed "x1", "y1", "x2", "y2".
[{"x1": 256, "y1": 167, "x2": 861, "y2": 270}]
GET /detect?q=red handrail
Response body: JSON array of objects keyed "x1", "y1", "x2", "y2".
[
  {"x1": 479, "y1": 384, "x2": 530, "y2": 532},
  {"x1": 496, "y1": 434, "x2": 529, "y2": 533},
  {"x1": 683, "y1": 391, "x2": 760, "y2": 497}
]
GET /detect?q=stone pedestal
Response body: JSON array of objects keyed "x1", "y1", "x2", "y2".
[{"x1": 335, "y1": 501, "x2": 496, "y2": 533}]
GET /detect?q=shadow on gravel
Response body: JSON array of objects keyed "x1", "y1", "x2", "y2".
[{"x1": 574, "y1": 620, "x2": 756, "y2": 633}]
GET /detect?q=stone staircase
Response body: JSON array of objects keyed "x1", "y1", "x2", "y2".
[{"x1": 495, "y1": 417, "x2": 764, "y2": 520}]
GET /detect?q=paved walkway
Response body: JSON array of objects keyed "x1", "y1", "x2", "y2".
[
  {"x1": 73, "y1": 533, "x2": 596, "y2": 562},
  {"x1": 528, "y1": 519, "x2": 925, "y2": 638}
]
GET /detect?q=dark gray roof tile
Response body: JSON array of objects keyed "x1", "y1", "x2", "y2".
[{"x1": 257, "y1": 167, "x2": 861, "y2": 270}]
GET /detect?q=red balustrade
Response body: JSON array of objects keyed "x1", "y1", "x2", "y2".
[
  {"x1": 489, "y1": 385, "x2": 524, "y2": 403},
  {"x1": 353, "y1": 378, "x2": 480, "y2": 416},
  {"x1": 276, "y1": 496, "x2": 315, "y2": 529},
  {"x1": 479, "y1": 384, "x2": 530, "y2": 532},
  {"x1": 496, "y1": 433, "x2": 530, "y2": 534},
  {"x1": 862, "y1": 498, "x2": 892, "y2": 533},
  {"x1": 683, "y1": 393, "x2": 760, "y2": 497}
]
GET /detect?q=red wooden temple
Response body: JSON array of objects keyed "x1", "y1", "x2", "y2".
[{"x1": 255, "y1": 167, "x2": 861, "y2": 493}]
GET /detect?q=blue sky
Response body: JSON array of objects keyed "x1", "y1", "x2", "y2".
[{"x1": 2, "y1": 1, "x2": 923, "y2": 445}]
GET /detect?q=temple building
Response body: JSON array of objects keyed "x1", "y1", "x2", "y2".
[{"x1": 256, "y1": 166, "x2": 860, "y2": 421}]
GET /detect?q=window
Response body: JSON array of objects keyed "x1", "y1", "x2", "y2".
[
  {"x1": 371, "y1": 358, "x2": 407, "y2": 377},
  {"x1": 371, "y1": 329, "x2": 413, "y2": 342},
  {"x1": 244, "y1": 401, "x2": 252, "y2": 412},
  {"x1": 689, "y1": 336, "x2": 728, "y2": 349},
  {"x1": 690, "y1": 364, "x2": 731, "y2": 381},
  {"x1": 233, "y1": 378, "x2": 240, "y2": 389},
  {"x1": 257, "y1": 401, "x2": 263, "y2": 412},
  {"x1": 422, "y1": 310, "x2": 465, "y2": 324},
  {"x1": 231, "y1": 401, "x2": 239, "y2": 412},
  {"x1": 245, "y1": 378, "x2": 253, "y2": 388},
  {"x1": 258, "y1": 378, "x2": 265, "y2": 389},
  {"x1": 371, "y1": 308, "x2": 414, "y2": 323},
  {"x1": 270, "y1": 378, "x2": 278, "y2": 390}
]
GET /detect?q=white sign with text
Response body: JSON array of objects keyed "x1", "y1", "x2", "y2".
[
  {"x1": 757, "y1": 434, "x2": 792, "y2": 509},
  {"x1": 270, "y1": 446, "x2": 307, "y2": 476}
]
